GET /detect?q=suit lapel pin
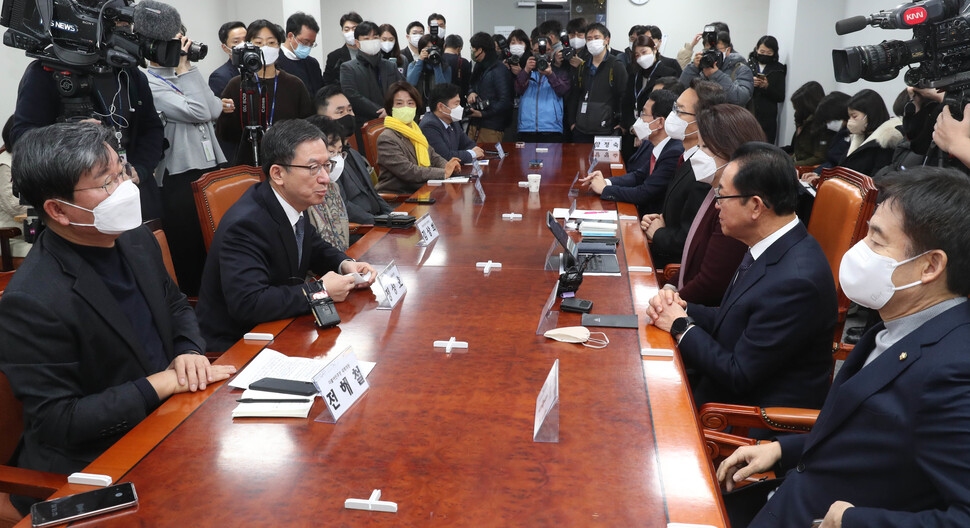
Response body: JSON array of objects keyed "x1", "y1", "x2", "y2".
[{"x1": 899, "y1": 352, "x2": 908, "y2": 361}]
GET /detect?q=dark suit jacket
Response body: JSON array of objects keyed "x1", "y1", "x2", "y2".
[
  {"x1": 0, "y1": 227, "x2": 201, "y2": 477},
  {"x1": 626, "y1": 138, "x2": 653, "y2": 173},
  {"x1": 208, "y1": 59, "x2": 237, "y2": 97},
  {"x1": 669, "y1": 198, "x2": 747, "y2": 307},
  {"x1": 679, "y1": 222, "x2": 837, "y2": 410},
  {"x1": 419, "y1": 113, "x2": 478, "y2": 164},
  {"x1": 650, "y1": 156, "x2": 709, "y2": 267},
  {"x1": 753, "y1": 301, "x2": 970, "y2": 527},
  {"x1": 196, "y1": 181, "x2": 349, "y2": 352},
  {"x1": 339, "y1": 148, "x2": 393, "y2": 223},
  {"x1": 600, "y1": 138, "x2": 684, "y2": 217},
  {"x1": 276, "y1": 53, "x2": 325, "y2": 97},
  {"x1": 323, "y1": 45, "x2": 353, "y2": 87},
  {"x1": 340, "y1": 56, "x2": 405, "y2": 127}
]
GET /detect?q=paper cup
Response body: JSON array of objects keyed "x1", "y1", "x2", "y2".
[{"x1": 527, "y1": 174, "x2": 541, "y2": 192}]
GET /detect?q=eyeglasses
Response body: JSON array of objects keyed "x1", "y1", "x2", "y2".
[
  {"x1": 713, "y1": 188, "x2": 756, "y2": 202},
  {"x1": 294, "y1": 36, "x2": 318, "y2": 48},
  {"x1": 327, "y1": 150, "x2": 347, "y2": 160},
  {"x1": 279, "y1": 160, "x2": 338, "y2": 176},
  {"x1": 75, "y1": 162, "x2": 135, "y2": 194},
  {"x1": 674, "y1": 104, "x2": 695, "y2": 117}
]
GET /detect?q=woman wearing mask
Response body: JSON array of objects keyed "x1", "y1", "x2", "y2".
[
  {"x1": 788, "y1": 81, "x2": 827, "y2": 166},
  {"x1": 622, "y1": 35, "x2": 680, "y2": 157},
  {"x1": 148, "y1": 28, "x2": 226, "y2": 296},
  {"x1": 801, "y1": 91, "x2": 851, "y2": 184},
  {"x1": 305, "y1": 117, "x2": 351, "y2": 251},
  {"x1": 839, "y1": 89, "x2": 903, "y2": 176},
  {"x1": 376, "y1": 81, "x2": 462, "y2": 194},
  {"x1": 663, "y1": 104, "x2": 763, "y2": 306},
  {"x1": 406, "y1": 34, "x2": 453, "y2": 118},
  {"x1": 747, "y1": 35, "x2": 787, "y2": 144},
  {"x1": 505, "y1": 29, "x2": 532, "y2": 77},
  {"x1": 216, "y1": 19, "x2": 314, "y2": 165},
  {"x1": 379, "y1": 23, "x2": 405, "y2": 73}
]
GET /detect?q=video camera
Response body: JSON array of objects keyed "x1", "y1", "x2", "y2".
[
  {"x1": 1, "y1": 0, "x2": 185, "y2": 69},
  {"x1": 699, "y1": 48, "x2": 723, "y2": 70},
  {"x1": 535, "y1": 37, "x2": 549, "y2": 71},
  {"x1": 559, "y1": 31, "x2": 576, "y2": 62},
  {"x1": 834, "y1": 0, "x2": 970, "y2": 118},
  {"x1": 426, "y1": 20, "x2": 443, "y2": 67}
]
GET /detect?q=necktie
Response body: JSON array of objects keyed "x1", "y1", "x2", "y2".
[
  {"x1": 649, "y1": 153, "x2": 657, "y2": 174},
  {"x1": 294, "y1": 215, "x2": 306, "y2": 265},
  {"x1": 678, "y1": 189, "x2": 717, "y2": 290},
  {"x1": 723, "y1": 250, "x2": 754, "y2": 301}
]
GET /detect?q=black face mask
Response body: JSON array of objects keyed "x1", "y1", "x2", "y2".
[
  {"x1": 337, "y1": 114, "x2": 357, "y2": 139},
  {"x1": 756, "y1": 53, "x2": 776, "y2": 64},
  {"x1": 902, "y1": 100, "x2": 941, "y2": 155}
]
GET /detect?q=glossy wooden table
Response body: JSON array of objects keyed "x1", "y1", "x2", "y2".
[{"x1": 22, "y1": 144, "x2": 727, "y2": 527}]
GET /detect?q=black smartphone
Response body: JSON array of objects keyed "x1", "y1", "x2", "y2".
[
  {"x1": 561, "y1": 298, "x2": 593, "y2": 313},
  {"x1": 249, "y1": 377, "x2": 318, "y2": 396},
  {"x1": 405, "y1": 198, "x2": 436, "y2": 204},
  {"x1": 31, "y1": 482, "x2": 138, "y2": 527}
]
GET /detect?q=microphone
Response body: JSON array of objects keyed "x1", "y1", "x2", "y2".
[
  {"x1": 132, "y1": 1, "x2": 182, "y2": 41},
  {"x1": 835, "y1": 15, "x2": 870, "y2": 35}
]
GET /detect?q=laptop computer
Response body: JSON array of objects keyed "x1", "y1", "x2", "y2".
[{"x1": 546, "y1": 211, "x2": 620, "y2": 274}]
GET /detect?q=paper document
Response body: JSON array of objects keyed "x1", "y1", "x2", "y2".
[
  {"x1": 231, "y1": 388, "x2": 316, "y2": 419},
  {"x1": 230, "y1": 348, "x2": 376, "y2": 393},
  {"x1": 553, "y1": 208, "x2": 618, "y2": 221}
]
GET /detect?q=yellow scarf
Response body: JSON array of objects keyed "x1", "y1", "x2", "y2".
[{"x1": 383, "y1": 116, "x2": 431, "y2": 167}]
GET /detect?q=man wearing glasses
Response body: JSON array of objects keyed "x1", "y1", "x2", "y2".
[
  {"x1": 0, "y1": 122, "x2": 237, "y2": 515},
  {"x1": 646, "y1": 142, "x2": 837, "y2": 419},
  {"x1": 197, "y1": 119, "x2": 377, "y2": 353},
  {"x1": 277, "y1": 12, "x2": 325, "y2": 97}
]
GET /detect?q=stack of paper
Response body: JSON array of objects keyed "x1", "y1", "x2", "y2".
[
  {"x1": 553, "y1": 208, "x2": 618, "y2": 222},
  {"x1": 578, "y1": 221, "x2": 617, "y2": 237},
  {"x1": 231, "y1": 389, "x2": 315, "y2": 419}
]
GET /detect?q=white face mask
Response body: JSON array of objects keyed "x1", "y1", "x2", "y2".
[
  {"x1": 359, "y1": 39, "x2": 382, "y2": 56},
  {"x1": 57, "y1": 179, "x2": 142, "y2": 235},
  {"x1": 409, "y1": 33, "x2": 423, "y2": 48},
  {"x1": 260, "y1": 45, "x2": 279, "y2": 66},
  {"x1": 327, "y1": 154, "x2": 345, "y2": 183},
  {"x1": 664, "y1": 110, "x2": 696, "y2": 141},
  {"x1": 343, "y1": 30, "x2": 356, "y2": 46},
  {"x1": 436, "y1": 26, "x2": 446, "y2": 38},
  {"x1": 448, "y1": 104, "x2": 463, "y2": 122},
  {"x1": 636, "y1": 53, "x2": 656, "y2": 70},
  {"x1": 827, "y1": 120, "x2": 843, "y2": 133},
  {"x1": 543, "y1": 326, "x2": 609, "y2": 348},
  {"x1": 839, "y1": 241, "x2": 928, "y2": 310},
  {"x1": 380, "y1": 41, "x2": 395, "y2": 54},
  {"x1": 631, "y1": 117, "x2": 658, "y2": 141},
  {"x1": 847, "y1": 115, "x2": 867, "y2": 135},
  {"x1": 689, "y1": 148, "x2": 725, "y2": 185},
  {"x1": 509, "y1": 44, "x2": 526, "y2": 57},
  {"x1": 570, "y1": 37, "x2": 586, "y2": 50},
  {"x1": 586, "y1": 39, "x2": 606, "y2": 57}
]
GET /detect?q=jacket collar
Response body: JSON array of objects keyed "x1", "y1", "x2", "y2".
[{"x1": 253, "y1": 181, "x2": 303, "y2": 273}]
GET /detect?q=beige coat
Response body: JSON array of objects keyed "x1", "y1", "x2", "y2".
[{"x1": 375, "y1": 128, "x2": 448, "y2": 195}]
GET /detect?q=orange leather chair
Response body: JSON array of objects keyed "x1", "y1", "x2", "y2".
[
  {"x1": 697, "y1": 168, "x2": 877, "y2": 468},
  {"x1": 361, "y1": 118, "x2": 385, "y2": 180},
  {"x1": 0, "y1": 228, "x2": 19, "y2": 272},
  {"x1": 191, "y1": 166, "x2": 265, "y2": 251},
  {"x1": 144, "y1": 219, "x2": 178, "y2": 287}
]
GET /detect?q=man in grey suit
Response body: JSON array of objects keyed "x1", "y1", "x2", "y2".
[
  {"x1": 340, "y1": 21, "x2": 404, "y2": 127},
  {"x1": 0, "y1": 122, "x2": 236, "y2": 514}
]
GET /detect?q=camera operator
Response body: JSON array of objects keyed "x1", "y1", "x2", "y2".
[
  {"x1": 467, "y1": 32, "x2": 514, "y2": 143},
  {"x1": 216, "y1": 20, "x2": 314, "y2": 166},
  {"x1": 443, "y1": 35, "x2": 471, "y2": 104},
  {"x1": 934, "y1": 104, "x2": 970, "y2": 171},
  {"x1": 567, "y1": 23, "x2": 628, "y2": 143},
  {"x1": 504, "y1": 30, "x2": 532, "y2": 77},
  {"x1": 147, "y1": 28, "x2": 226, "y2": 296},
  {"x1": 680, "y1": 30, "x2": 753, "y2": 106},
  {"x1": 340, "y1": 21, "x2": 405, "y2": 128},
  {"x1": 515, "y1": 35, "x2": 570, "y2": 143},
  {"x1": 406, "y1": 34, "x2": 453, "y2": 118},
  {"x1": 208, "y1": 21, "x2": 247, "y2": 98},
  {"x1": 10, "y1": 37, "x2": 166, "y2": 221},
  {"x1": 676, "y1": 21, "x2": 728, "y2": 69}
]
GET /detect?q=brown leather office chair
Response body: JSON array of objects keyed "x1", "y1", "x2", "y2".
[
  {"x1": 361, "y1": 118, "x2": 385, "y2": 179},
  {"x1": 0, "y1": 228, "x2": 18, "y2": 272},
  {"x1": 145, "y1": 219, "x2": 178, "y2": 288},
  {"x1": 0, "y1": 371, "x2": 66, "y2": 528},
  {"x1": 191, "y1": 165, "x2": 264, "y2": 251},
  {"x1": 696, "y1": 168, "x2": 877, "y2": 464}
]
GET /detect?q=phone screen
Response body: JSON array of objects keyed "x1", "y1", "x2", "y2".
[{"x1": 31, "y1": 482, "x2": 138, "y2": 527}]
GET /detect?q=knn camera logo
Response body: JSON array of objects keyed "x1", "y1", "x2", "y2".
[{"x1": 904, "y1": 7, "x2": 928, "y2": 25}]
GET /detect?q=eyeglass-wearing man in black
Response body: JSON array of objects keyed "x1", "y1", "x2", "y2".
[
  {"x1": 0, "y1": 122, "x2": 236, "y2": 515},
  {"x1": 196, "y1": 119, "x2": 377, "y2": 353}
]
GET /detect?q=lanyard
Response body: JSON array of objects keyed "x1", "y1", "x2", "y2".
[
  {"x1": 633, "y1": 68, "x2": 657, "y2": 111},
  {"x1": 147, "y1": 70, "x2": 184, "y2": 95},
  {"x1": 255, "y1": 73, "x2": 279, "y2": 127}
]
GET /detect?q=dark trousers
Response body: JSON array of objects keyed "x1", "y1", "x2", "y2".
[
  {"x1": 517, "y1": 132, "x2": 564, "y2": 143},
  {"x1": 570, "y1": 129, "x2": 596, "y2": 143},
  {"x1": 160, "y1": 168, "x2": 211, "y2": 297}
]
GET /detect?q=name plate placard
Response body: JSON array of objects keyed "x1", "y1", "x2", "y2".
[
  {"x1": 533, "y1": 359, "x2": 560, "y2": 443},
  {"x1": 593, "y1": 136, "x2": 621, "y2": 152},
  {"x1": 313, "y1": 346, "x2": 370, "y2": 423},
  {"x1": 372, "y1": 260, "x2": 407, "y2": 310},
  {"x1": 415, "y1": 213, "x2": 440, "y2": 247}
]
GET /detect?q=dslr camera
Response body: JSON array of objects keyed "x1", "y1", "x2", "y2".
[
  {"x1": 699, "y1": 48, "x2": 723, "y2": 70},
  {"x1": 559, "y1": 31, "x2": 576, "y2": 62},
  {"x1": 468, "y1": 97, "x2": 490, "y2": 113},
  {"x1": 834, "y1": 0, "x2": 970, "y2": 118},
  {"x1": 231, "y1": 42, "x2": 263, "y2": 74},
  {"x1": 426, "y1": 20, "x2": 443, "y2": 66},
  {"x1": 535, "y1": 37, "x2": 550, "y2": 71},
  {"x1": 702, "y1": 24, "x2": 718, "y2": 49},
  {"x1": 494, "y1": 34, "x2": 518, "y2": 67}
]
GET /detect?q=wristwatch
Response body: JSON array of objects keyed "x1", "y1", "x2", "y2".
[{"x1": 670, "y1": 316, "x2": 695, "y2": 339}]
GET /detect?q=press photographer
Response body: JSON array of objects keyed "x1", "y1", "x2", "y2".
[
  {"x1": 405, "y1": 32, "x2": 452, "y2": 117},
  {"x1": 1, "y1": 0, "x2": 183, "y2": 220},
  {"x1": 467, "y1": 31, "x2": 513, "y2": 143},
  {"x1": 215, "y1": 19, "x2": 314, "y2": 166}
]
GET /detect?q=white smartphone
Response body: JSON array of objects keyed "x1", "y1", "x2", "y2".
[{"x1": 31, "y1": 482, "x2": 138, "y2": 527}]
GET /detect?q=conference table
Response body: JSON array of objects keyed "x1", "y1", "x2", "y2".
[{"x1": 23, "y1": 144, "x2": 728, "y2": 527}]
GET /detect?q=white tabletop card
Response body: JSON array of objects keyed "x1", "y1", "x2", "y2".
[
  {"x1": 593, "y1": 136, "x2": 621, "y2": 152},
  {"x1": 534, "y1": 359, "x2": 560, "y2": 440},
  {"x1": 312, "y1": 346, "x2": 370, "y2": 423},
  {"x1": 372, "y1": 261, "x2": 407, "y2": 310},
  {"x1": 495, "y1": 142, "x2": 506, "y2": 159},
  {"x1": 415, "y1": 213, "x2": 440, "y2": 247}
]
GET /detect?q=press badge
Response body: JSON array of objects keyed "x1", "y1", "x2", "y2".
[
  {"x1": 580, "y1": 102, "x2": 588, "y2": 114},
  {"x1": 202, "y1": 139, "x2": 216, "y2": 162}
]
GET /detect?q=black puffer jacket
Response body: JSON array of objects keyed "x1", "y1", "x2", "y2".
[{"x1": 469, "y1": 57, "x2": 514, "y2": 131}]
